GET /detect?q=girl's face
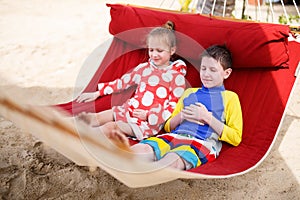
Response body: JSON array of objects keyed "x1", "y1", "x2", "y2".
[
  {"x1": 200, "y1": 56, "x2": 232, "y2": 88},
  {"x1": 148, "y1": 36, "x2": 176, "y2": 68}
]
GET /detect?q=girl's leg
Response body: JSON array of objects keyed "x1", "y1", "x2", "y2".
[
  {"x1": 100, "y1": 121, "x2": 134, "y2": 136},
  {"x1": 99, "y1": 121, "x2": 133, "y2": 148},
  {"x1": 78, "y1": 109, "x2": 114, "y2": 127}
]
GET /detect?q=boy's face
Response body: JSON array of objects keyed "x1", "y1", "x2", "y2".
[{"x1": 200, "y1": 56, "x2": 232, "y2": 88}]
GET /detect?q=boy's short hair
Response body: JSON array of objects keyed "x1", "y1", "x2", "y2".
[{"x1": 201, "y1": 45, "x2": 232, "y2": 70}]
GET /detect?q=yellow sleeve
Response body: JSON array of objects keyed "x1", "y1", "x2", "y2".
[
  {"x1": 220, "y1": 91, "x2": 243, "y2": 146},
  {"x1": 164, "y1": 88, "x2": 199, "y2": 132}
]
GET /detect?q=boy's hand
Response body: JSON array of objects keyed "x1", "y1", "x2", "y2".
[
  {"x1": 182, "y1": 103, "x2": 212, "y2": 125},
  {"x1": 132, "y1": 109, "x2": 148, "y2": 120},
  {"x1": 76, "y1": 91, "x2": 100, "y2": 103}
]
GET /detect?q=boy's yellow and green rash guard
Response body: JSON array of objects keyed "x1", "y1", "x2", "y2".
[{"x1": 164, "y1": 85, "x2": 243, "y2": 151}]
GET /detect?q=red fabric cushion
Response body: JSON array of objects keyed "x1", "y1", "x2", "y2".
[
  {"x1": 57, "y1": 38, "x2": 299, "y2": 176},
  {"x1": 107, "y1": 4, "x2": 290, "y2": 68}
]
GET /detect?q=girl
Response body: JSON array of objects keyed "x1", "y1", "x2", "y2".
[{"x1": 76, "y1": 21, "x2": 187, "y2": 141}]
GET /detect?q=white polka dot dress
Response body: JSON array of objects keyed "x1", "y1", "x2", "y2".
[{"x1": 98, "y1": 59, "x2": 187, "y2": 140}]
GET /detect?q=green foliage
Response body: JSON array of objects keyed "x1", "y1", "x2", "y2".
[
  {"x1": 241, "y1": 14, "x2": 252, "y2": 20},
  {"x1": 278, "y1": 14, "x2": 300, "y2": 24}
]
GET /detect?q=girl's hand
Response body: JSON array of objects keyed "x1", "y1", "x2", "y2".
[
  {"x1": 76, "y1": 91, "x2": 100, "y2": 103},
  {"x1": 182, "y1": 102, "x2": 212, "y2": 125},
  {"x1": 132, "y1": 109, "x2": 148, "y2": 120}
]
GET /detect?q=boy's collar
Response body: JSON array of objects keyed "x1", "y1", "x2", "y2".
[{"x1": 202, "y1": 85, "x2": 225, "y2": 92}]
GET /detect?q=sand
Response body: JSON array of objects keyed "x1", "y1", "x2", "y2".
[{"x1": 1, "y1": 0, "x2": 300, "y2": 199}]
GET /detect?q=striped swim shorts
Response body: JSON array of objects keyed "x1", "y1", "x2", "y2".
[{"x1": 140, "y1": 133, "x2": 217, "y2": 169}]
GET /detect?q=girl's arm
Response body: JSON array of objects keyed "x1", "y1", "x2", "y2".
[
  {"x1": 162, "y1": 73, "x2": 186, "y2": 118},
  {"x1": 143, "y1": 72, "x2": 186, "y2": 128},
  {"x1": 164, "y1": 88, "x2": 195, "y2": 132},
  {"x1": 160, "y1": 60, "x2": 187, "y2": 117},
  {"x1": 168, "y1": 111, "x2": 184, "y2": 131},
  {"x1": 76, "y1": 63, "x2": 146, "y2": 103},
  {"x1": 97, "y1": 63, "x2": 145, "y2": 96}
]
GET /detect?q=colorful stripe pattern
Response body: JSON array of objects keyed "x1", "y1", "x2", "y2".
[{"x1": 140, "y1": 134, "x2": 216, "y2": 168}]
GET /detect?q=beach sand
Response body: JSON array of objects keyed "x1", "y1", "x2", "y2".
[{"x1": 1, "y1": 0, "x2": 300, "y2": 199}]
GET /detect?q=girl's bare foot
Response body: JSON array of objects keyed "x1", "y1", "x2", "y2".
[
  {"x1": 108, "y1": 129, "x2": 130, "y2": 151},
  {"x1": 77, "y1": 112, "x2": 101, "y2": 127}
]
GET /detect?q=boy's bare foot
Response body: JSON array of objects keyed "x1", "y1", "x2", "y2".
[{"x1": 77, "y1": 112, "x2": 100, "y2": 127}]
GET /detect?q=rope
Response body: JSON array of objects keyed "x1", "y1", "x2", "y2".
[
  {"x1": 159, "y1": 0, "x2": 166, "y2": 7},
  {"x1": 257, "y1": 0, "x2": 262, "y2": 21},
  {"x1": 223, "y1": 0, "x2": 227, "y2": 17},
  {"x1": 159, "y1": 0, "x2": 177, "y2": 9},
  {"x1": 191, "y1": 0, "x2": 198, "y2": 12},
  {"x1": 200, "y1": 0, "x2": 207, "y2": 14},
  {"x1": 173, "y1": 0, "x2": 299, "y2": 25},
  {"x1": 292, "y1": 0, "x2": 300, "y2": 18},
  {"x1": 211, "y1": 0, "x2": 217, "y2": 15},
  {"x1": 280, "y1": 0, "x2": 290, "y2": 24},
  {"x1": 268, "y1": 0, "x2": 275, "y2": 23},
  {"x1": 244, "y1": 0, "x2": 249, "y2": 19},
  {"x1": 170, "y1": 0, "x2": 177, "y2": 8}
]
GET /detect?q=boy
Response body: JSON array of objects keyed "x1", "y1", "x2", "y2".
[{"x1": 130, "y1": 45, "x2": 243, "y2": 170}]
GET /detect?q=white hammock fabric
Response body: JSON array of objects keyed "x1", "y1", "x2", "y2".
[{"x1": 0, "y1": 89, "x2": 230, "y2": 188}]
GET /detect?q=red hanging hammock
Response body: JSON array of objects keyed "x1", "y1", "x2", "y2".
[
  {"x1": 1, "y1": 4, "x2": 298, "y2": 188},
  {"x1": 57, "y1": 4, "x2": 300, "y2": 177}
]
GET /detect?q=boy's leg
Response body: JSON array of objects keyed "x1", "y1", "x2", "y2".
[
  {"x1": 131, "y1": 143, "x2": 156, "y2": 162},
  {"x1": 78, "y1": 109, "x2": 114, "y2": 127},
  {"x1": 156, "y1": 152, "x2": 185, "y2": 170}
]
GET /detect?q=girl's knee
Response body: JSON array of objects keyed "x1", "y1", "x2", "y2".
[
  {"x1": 99, "y1": 122, "x2": 117, "y2": 136},
  {"x1": 102, "y1": 121, "x2": 116, "y2": 130}
]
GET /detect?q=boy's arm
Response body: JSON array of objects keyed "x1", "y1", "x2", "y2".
[{"x1": 219, "y1": 92, "x2": 243, "y2": 146}]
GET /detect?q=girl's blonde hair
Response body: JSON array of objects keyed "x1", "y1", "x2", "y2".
[{"x1": 147, "y1": 21, "x2": 176, "y2": 49}]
